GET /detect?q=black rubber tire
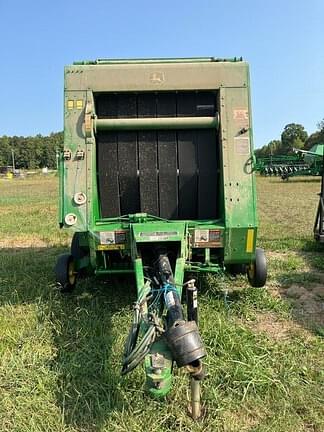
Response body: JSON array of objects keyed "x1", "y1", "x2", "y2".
[
  {"x1": 55, "y1": 253, "x2": 76, "y2": 293},
  {"x1": 71, "y1": 232, "x2": 89, "y2": 259},
  {"x1": 71, "y1": 233, "x2": 90, "y2": 277},
  {"x1": 227, "y1": 263, "x2": 246, "y2": 276},
  {"x1": 247, "y1": 248, "x2": 267, "y2": 288}
]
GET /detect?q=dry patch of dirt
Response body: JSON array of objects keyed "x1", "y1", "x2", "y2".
[
  {"x1": 268, "y1": 250, "x2": 322, "y2": 271},
  {"x1": 221, "y1": 406, "x2": 261, "y2": 432},
  {"x1": 267, "y1": 251, "x2": 324, "y2": 329},
  {"x1": 266, "y1": 250, "x2": 317, "y2": 259},
  {"x1": 0, "y1": 237, "x2": 49, "y2": 249},
  {"x1": 243, "y1": 312, "x2": 308, "y2": 341},
  {"x1": 266, "y1": 251, "x2": 292, "y2": 259},
  {"x1": 280, "y1": 283, "x2": 324, "y2": 328}
]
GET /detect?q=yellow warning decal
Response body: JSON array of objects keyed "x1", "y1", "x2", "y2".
[
  {"x1": 67, "y1": 100, "x2": 74, "y2": 110},
  {"x1": 76, "y1": 100, "x2": 84, "y2": 109},
  {"x1": 97, "y1": 244, "x2": 125, "y2": 251},
  {"x1": 246, "y1": 229, "x2": 254, "y2": 253}
]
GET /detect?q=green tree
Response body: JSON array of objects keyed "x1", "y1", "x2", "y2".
[
  {"x1": 317, "y1": 119, "x2": 324, "y2": 132},
  {"x1": 0, "y1": 136, "x2": 11, "y2": 165},
  {"x1": 281, "y1": 123, "x2": 308, "y2": 154},
  {"x1": 304, "y1": 131, "x2": 322, "y2": 150},
  {"x1": 304, "y1": 119, "x2": 324, "y2": 150},
  {"x1": 0, "y1": 132, "x2": 63, "y2": 169},
  {"x1": 317, "y1": 119, "x2": 324, "y2": 143},
  {"x1": 267, "y1": 139, "x2": 282, "y2": 155},
  {"x1": 255, "y1": 140, "x2": 281, "y2": 158},
  {"x1": 254, "y1": 146, "x2": 267, "y2": 158}
]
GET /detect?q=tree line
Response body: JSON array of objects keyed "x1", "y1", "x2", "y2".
[
  {"x1": 255, "y1": 119, "x2": 324, "y2": 158},
  {"x1": 0, "y1": 132, "x2": 63, "y2": 170}
]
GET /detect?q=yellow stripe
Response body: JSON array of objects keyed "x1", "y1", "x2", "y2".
[
  {"x1": 97, "y1": 244, "x2": 125, "y2": 251},
  {"x1": 246, "y1": 229, "x2": 254, "y2": 253}
]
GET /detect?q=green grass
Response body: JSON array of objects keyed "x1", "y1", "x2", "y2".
[
  {"x1": 0, "y1": 175, "x2": 323, "y2": 432},
  {"x1": 257, "y1": 176, "x2": 320, "y2": 251}
]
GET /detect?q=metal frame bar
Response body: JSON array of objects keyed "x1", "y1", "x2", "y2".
[{"x1": 94, "y1": 116, "x2": 219, "y2": 131}]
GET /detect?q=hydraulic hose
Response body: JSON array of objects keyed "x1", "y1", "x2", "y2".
[
  {"x1": 121, "y1": 324, "x2": 156, "y2": 375},
  {"x1": 121, "y1": 300, "x2": 162, "y2": 375}
]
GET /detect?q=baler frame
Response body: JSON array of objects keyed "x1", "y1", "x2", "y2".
[{"x1": 56, "y1": 57, "x2": 267, "y2": 417}]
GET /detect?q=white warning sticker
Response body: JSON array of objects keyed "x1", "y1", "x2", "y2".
[
  {"x1": 233, "y1": 109, "x2": 249, "y2": 122},
  {"x1": 194, "y1": 230, "x2": 209, "y2": 243},
  {"x1": 234, "y1": 137, "x2": 250, "y2": 155},
  {"x1": 100, "y1": 232, "x2": 115, "y2": 244}
]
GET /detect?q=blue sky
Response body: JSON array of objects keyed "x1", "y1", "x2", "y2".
[{"x1": 1, "y1": 0, "x2": 323, "y2": 148}]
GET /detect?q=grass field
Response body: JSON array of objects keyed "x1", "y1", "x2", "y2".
[{"x1": 0, "y1": 175, "x2": 323, "y2": 432}]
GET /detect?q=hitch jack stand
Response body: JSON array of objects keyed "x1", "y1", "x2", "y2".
[{"x1": 186, "y1": 279, "x2": 204, "y2": 420}]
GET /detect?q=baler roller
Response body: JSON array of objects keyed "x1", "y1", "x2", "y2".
[{"x1": 94, "y1": 115, "x2": 219, "y2": 131}]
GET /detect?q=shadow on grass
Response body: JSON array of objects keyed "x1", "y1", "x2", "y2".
[
  {"x1": 266, "y1": 177, "x2": 321, "y2": 184},
  {"x1": 301, "y1": 239, "x2": 324, "y2": 252},
  {"x1": 0, "y1": 246, "x2": 136, "y2": 431}
]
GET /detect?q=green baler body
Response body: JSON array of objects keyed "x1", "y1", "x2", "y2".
[{"x1": 59, "y1": 57, "x2": 258, "y2": 274}]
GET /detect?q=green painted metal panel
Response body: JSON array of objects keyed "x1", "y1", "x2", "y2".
[
  {"x1": 219, "y1": 85, "x2": 257, "y2": 262},
  {"x1": 62, "y1": 90, "x2": 88, "y2": 231},
  {"x1": 132, "y1": 222, "x2": 185, "y2": 243},
  {"x1": 64, "y1": 61, "x2": 249, "y2": 92}
]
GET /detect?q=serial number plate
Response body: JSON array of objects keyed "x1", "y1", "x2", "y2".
[{"x1": 138, "y1": 231, "x2": 178, "y2": 241}]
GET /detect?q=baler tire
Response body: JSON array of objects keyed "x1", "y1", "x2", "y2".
[
  {"x1": 71, "y1": 233, "x2": 90, "y2": 277},
  {"x1": 55, "y1": 254, "x2": 77, "y2": 293},
  {"x1": 247, "y1": 248, "x2": 267, "y2": 288},
  {"x1": 71, "y1": 232, "x2": 89, "y2": 259},
  {"x1": 227, "y1": 264, "x2": 246, "y2": 276}
]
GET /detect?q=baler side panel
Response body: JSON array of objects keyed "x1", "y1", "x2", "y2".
[
  {"x1": 62, "y1": 88, "x2": 88, "y2": 231},
  {"x1": 220, "y1": 86, "x2": 257, "y2": 263},
  {"x1": 247, "y1": 68, "x2": 258, "y2": 232},
  {"x1": 58, "y1": 153, "x2": 64, "y2": 226}
]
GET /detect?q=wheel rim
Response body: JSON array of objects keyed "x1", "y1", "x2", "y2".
[{"x1": 68, "y1": 259, "x2": 76, "y2": 285}]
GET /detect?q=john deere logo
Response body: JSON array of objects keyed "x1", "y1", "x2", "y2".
[{"x1": 150, "y1": 72, "x2": 165, "y2": 84}]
